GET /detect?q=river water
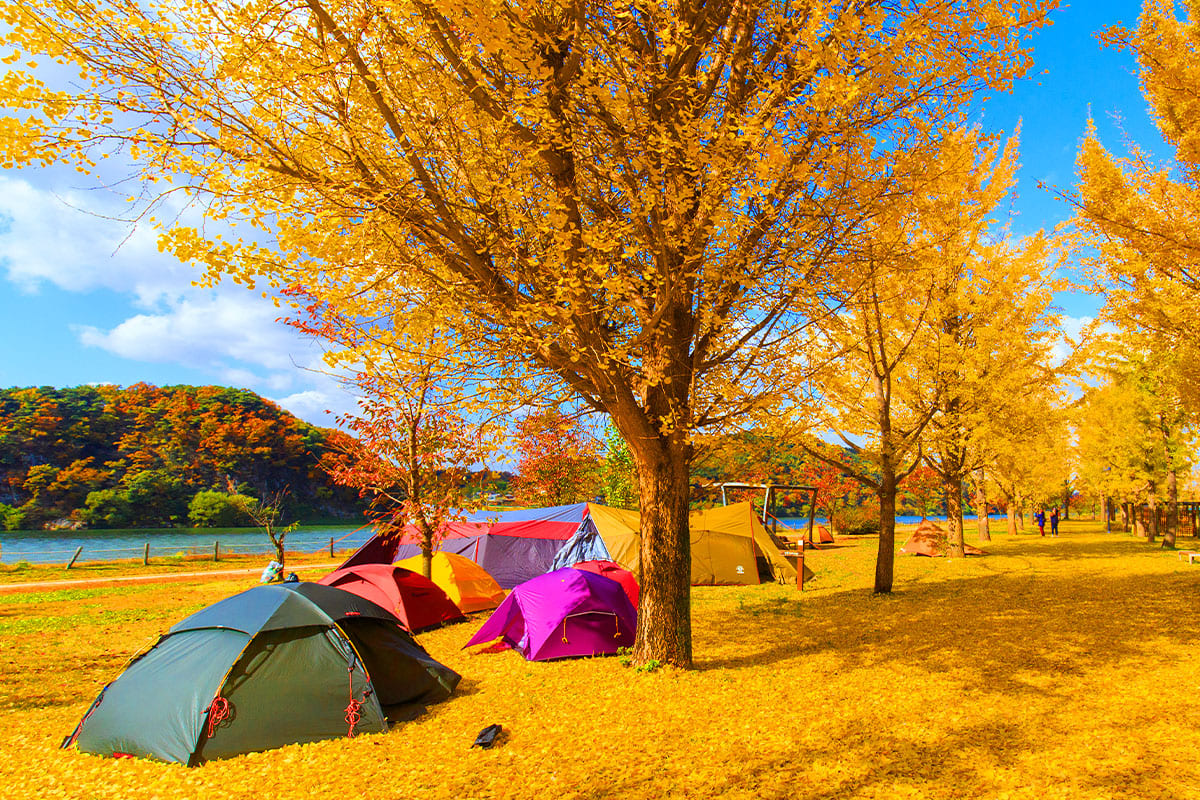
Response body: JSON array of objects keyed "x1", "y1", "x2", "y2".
[
  {"x1": 0, "y1": 524, "x2": 377, "y2": 565},
  {"x1": 0, "y1": 513, "x2": 1007, "y2": 565}
]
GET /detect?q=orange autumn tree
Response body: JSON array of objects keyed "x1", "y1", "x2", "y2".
[
  {"x1": 3, "y1": 0, "x2": 1055, "y2": 666},
  {"x1": 512, "y1": 411, "x2": 601, "y2": 507},
  {"x1": 319, "y1": 395, "x2": 484, "y2": 580},
  {"x1": 288, "y1": 290, "x2": 490, "y2": 580}
]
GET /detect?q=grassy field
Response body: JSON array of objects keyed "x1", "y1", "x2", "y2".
[{"x1": 1, "y1": 520, "x2": 1198, "y2": 800}]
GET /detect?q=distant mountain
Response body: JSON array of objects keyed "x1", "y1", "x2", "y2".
[{"x1": 0, "y1": 383, "x2": 364, "y2": 530}]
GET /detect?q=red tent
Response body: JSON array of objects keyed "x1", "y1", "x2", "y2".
[
  {"x1": 571, "y1": 560, "x2": 639, "y2": 609},
  {"x1": 318, "y1": 564, "x2": 466, "y2": 631}
]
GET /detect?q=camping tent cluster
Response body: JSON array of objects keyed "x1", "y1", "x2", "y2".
[
  {"x1": 64, "y1": 500, "x2": 809, "y2": 765},
  {"x1": 343, "y1": 501, "x2": 801, "y2": 589},
  {"x1": 64, "y1": 552, "x2": 512, "y2": 764}
]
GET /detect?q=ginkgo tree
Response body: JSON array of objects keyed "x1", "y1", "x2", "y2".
[
  {"x1": 785, "y1": 126, "x2": 1055, "y2": 589},
  {"x1": 1073, "y1": 334, "x2": 1194, "y2": 546},
  {"x1": 921, "y1": 230, "x2": 1062, "y2": 557},
  {"x1": 2, "y1": 0, "x2": 1056, "y2": 666},
  {"x1": 1075, "y1": 0, "x2": 1200, "y2": 418},
  {"x1": 986, "y1": 384, "x2": 1069, "y2": 533},
  {"x1": 1072, "y1": 0, "x2": 1200, "y2": 547}
]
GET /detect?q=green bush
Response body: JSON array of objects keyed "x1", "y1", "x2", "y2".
[
  {"x1": 188, "y1": 490, "x2": 256, "y2": 527},
  {"x1": 80, "y1": 489, "x2": 135, "y2": 528},
  {"x1": 836, "y1": 504, "x2": 881, "y2": 536},
  {"x1": 845, "y1": 519, "x2": 881, "y2": 536},
  {"x1": 0, "y1": 503, "x2": 27, "y2": 531}
]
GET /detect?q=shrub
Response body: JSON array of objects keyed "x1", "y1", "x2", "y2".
[
  {"x1": 836, "y1": 504, "x2": 882, "y2": 536},
  {"x1": 0, "y1": 503, "x2": 27, "y2": 531},
  {"x1": 188, "y1": 490, "x2": 257, "y2": 527}
]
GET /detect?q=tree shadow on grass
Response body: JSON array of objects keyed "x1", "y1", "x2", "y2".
[
  {"x1": 695, "y1": 566, "x2": 1199, "y2": 702},
  {"x1": 986, "y1": 535, "x2": 1187, "y2": 561},
  {"x1": 649, "y1": 714, "x2": 1165, "y2": 800}
]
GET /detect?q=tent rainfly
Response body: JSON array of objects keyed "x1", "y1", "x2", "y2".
[
  {"x1": 64, "y1": 582, "x2": 460, "y2": 764},
  {"x1": 464, "y1": 568, "x2": 637, "y2": 661},
  {"x1": 396, "y1": 551, "x2": 507, "y2": 614},
  {"x1": 317, "y1": 563, "x2": 466, "y2": 631},
  {"x1": 552, "y1": 502, "x2": 799, "y2": 586}
]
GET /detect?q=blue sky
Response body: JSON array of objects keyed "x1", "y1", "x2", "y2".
[{"x1": 0, "y1": 1, "x2": 1169, "y2": 427}]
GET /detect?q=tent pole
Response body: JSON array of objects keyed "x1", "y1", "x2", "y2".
[{"x1": 807, "y1": 490, "x2": 817, "y2": 544}]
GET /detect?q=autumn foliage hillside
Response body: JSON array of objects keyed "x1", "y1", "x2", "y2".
[{"x1": 0, "y1": 384, "x2": 362, "y2": 529}]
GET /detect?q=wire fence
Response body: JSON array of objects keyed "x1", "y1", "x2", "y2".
[{"x1": 0, "y1": 534, "x2": 361, "y2": 567}]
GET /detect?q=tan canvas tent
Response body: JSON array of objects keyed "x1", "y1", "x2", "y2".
[
  {"x1": 585, "y1": 503, "x2": 642, "y2": 569},
  {"x1": 900, "y1": 520, "x2": 985, "y2": 557},
  {"x1": 549, "y1": 501, "x2": 804, "y2": 585},
  {"x1": 687, "y1": 503, "x2": 799, "y2": 585}
]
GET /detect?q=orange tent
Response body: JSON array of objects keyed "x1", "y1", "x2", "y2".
[
  {"x1": 814, "y1": 525, "x2": 834, "y2": 544},
  {"x1": 900, "y1": 520, "x2": 985, "y2": 557},
  {"x1": 396, "y1": 552, "x2": 507, "y2": 613}
]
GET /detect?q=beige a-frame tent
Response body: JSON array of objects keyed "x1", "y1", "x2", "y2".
[
  {"x1": 578, "y1": 502, "x2": 799, "y2": 586},
  {"x1": 900, "y1": 520, "x2": 986, "y2": 557}
]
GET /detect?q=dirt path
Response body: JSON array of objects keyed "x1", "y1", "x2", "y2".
[{"x1": 0, "y1": 563, "x2": 340, "y2": 594}]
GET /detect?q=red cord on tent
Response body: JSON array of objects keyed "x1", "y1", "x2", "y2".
[
  {"x1": 205, "y1": 696, "x2": 231, "y2": 738},
  {"x1": 613, "y1": 614, "x2": 621, "y2": 639},
  {"x1": 345, "y1": 699, "x2": 363, "y2": 737},
  {"x1": 345, "y1": 664, "x2": 362, "y2": 737}
]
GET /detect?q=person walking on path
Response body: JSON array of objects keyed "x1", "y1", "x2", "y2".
[
  {"x1": 1050, "y1": 507, "x2": 1060, "y2": 536},
  {"x1": 1035, "y1": 508, "x2": 1046, "y2": 536}
]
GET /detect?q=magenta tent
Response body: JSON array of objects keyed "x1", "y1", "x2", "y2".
[{"x1": 464, "y1": 568, "x2": 637, "y2": 661}]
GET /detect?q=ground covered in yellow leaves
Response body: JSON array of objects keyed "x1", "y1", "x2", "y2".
[{"x1": 2, "y1": 521, "x2": 1198, "y2": 800}]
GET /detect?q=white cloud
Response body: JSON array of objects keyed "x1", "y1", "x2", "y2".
[
  {"x1": 1, "y1": 173, "x2": 365, "y2": 428},
  {"x1": 271, "y1": 389, "x2": 358, "y2": 427},
  {"x1": 0, "y1": 174, "x2": 197, "y2": 308},
  {"x1": 72, "y1": 291, "x2": 361, "y2": 426},
  {"x1": 76, "y1": 290, "x2": 314, "y2": 376},
  {"x1": 1059, "y1": 315, "x2": 1094, "y2": 342}
]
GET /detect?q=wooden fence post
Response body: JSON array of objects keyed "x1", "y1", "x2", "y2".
[
  {"x1": 143, "y1": 542, "x2": 150, "y2": 565},
  {"x1": 67, "y1": 546, "x2": 83, "y2": 569},
  {"x1": 214, "y1": 541, "x2": 220, "y2": 561},
  {"x1": 330, "y1": 537, "x2": 334, "y2": 558}
]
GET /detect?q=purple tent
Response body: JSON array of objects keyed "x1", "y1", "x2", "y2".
[
  {"x1": 338, "y1": 504, "x2": 590, "y2": 589},
  {"x1": 463, "y1": 568, "x2": 637, "y2": 661}
]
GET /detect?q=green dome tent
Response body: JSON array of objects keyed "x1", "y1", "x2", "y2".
[{"x1": 63, "y1": 582, "x2": 460, "y2": 765}]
